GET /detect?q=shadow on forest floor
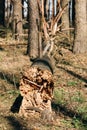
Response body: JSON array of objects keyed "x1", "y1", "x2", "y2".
[
  {"x1": 0, "y1": 71, "x2": 20, "y2": 88},
  {"x1": 6, "y1": 116, "x2": 30, "y2": 130},
  {"x1": 57, "y1": 66, "x2": 87, "y2": 83},
  {"x1": 52, "y1": 101, "x2": 87, "y2": 125}
]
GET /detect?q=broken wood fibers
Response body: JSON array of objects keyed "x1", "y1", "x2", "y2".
[{"x1": 19, "y1": 66, "x2": 54, "y2": 120}]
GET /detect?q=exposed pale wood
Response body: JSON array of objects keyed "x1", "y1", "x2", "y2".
[
  {"x1": 52, "y1": 3, "x2": 68, "y2": 29},
  {"x1": 19, "y1": 65, "x2": 54, "y2": 119}
]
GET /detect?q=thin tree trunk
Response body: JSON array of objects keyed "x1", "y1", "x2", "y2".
[
  {"x1": 61, "y1": 0, "x2": 70, "y2": 36},
  {"x1": 71, "y1": 0, "x2": 75, "y2": 26},
  {"x1": 73, "y1": 0, "x2": 87, "y2": 53},
  {"x1": 22, "y1": 0, "x2": 24, "y2": 19},
  {"x1": 0, "y1": 0, "x2": 5, "y2": 26},
  {"x1": 27, "y1": 0, "x2": 39, "y2": 60},
  {"x1": 12, "y1": 0, "x2": 23, "y2": 40},
  {"x1": 5, "y1": 0, "x2": 12, "y2": 28}
]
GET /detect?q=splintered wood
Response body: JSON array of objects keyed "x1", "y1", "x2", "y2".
[{"x1": 19, "y1": 66, "x2": 54, "y2": 119}]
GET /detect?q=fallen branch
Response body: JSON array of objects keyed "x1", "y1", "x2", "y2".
[{"x1": 22, "y1": 78, "x2": 41, "y2": 88}]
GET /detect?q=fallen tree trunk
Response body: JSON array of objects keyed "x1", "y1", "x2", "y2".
[{"x1": 19, "y1": 57, "x2": 54, "y2": 121}]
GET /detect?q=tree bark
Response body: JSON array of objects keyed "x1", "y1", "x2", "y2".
[
  {"x1": 22, "y1": 0, "x2": 24, "y2": 19},
  {"x1": 5, "y1": 0, "x2": 12, "y2": 28},
  {"x1": 27, "y1": 0, "x2": 39, "y2": 60},
  {"x1": 0, "y1": 0, "x2": 5, "y2": 26},
  {"x1": 73, "y1": 0, "x2": 87, "y2": 54},
  {"x1": 12, "y1": 0, "x2": 23, "y2": 40},
  {"x1": 61, "y1": 0, "x2": 70, "y2": 36},
  {"x1": 71, "y1": 0, "x2": 75, "y2": 26}
]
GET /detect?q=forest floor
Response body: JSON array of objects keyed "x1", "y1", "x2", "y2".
[{"x1": 0, "y1": 34, "x2": 87, "y2": 130}]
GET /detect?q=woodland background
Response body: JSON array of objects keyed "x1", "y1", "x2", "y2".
[{"x1": 0, "y1": 0, "x2": 87, "y2": 130}]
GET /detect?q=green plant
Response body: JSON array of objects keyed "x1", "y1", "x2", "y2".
[
  {"x1": 71, "y1": 91, "x2": 85, "y2": 103},
  {"x1": 61, "y1": 119, "x2": 72, "y2": 128},
  {"x1": 53, "y1": 88, "x2": 66, "y2": 105},
  {"x1": 72, "y1": 117, "x2": 80, "y2": 129},
  {"x1": 67, "y1": 81, "x2": 77, "y2": 86},
  {"x1": 77, "y1": 105, "x2": 87, "y2": 114},
  {"x1": 7, "y1": 90, "x2": 20, "y2": 95},
  {"x1": 71, "y1": 117, "x2": 87, "y2": 130}
]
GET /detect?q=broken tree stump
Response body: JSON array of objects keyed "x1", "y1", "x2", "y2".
[{"x1": 19, "y1": 57, "x2": 54, "y2": 121}]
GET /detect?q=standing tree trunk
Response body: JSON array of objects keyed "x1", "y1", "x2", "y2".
[
  {"x1": 27, "y1": 0, "x2": 39, "y2": 60},
  {"x1": 12, "y1": 0, "x2": 23, "y2": 40},
  {"x1": 61, "y1": 0, "x2": 70, "y2": 36},
  {"x1": 44, "y1": 0, "x2": 49, "y2": 20},
  {"x1": 5, "y1": 0, "x2": 12, "y2": 28},
  {"x1": 22, "y1": 0, "x2": 24, "y2": 19},
  {"x1": 0, "y1": 0, "x2": 5, "y2": 26},
  {"x1": 71, "y1": 0, "x2": 75, "y2": 27},
  {"x1": 73, "y1": 0, "x2": 87, "y2": 53}
]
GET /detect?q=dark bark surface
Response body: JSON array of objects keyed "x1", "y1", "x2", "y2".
[{"x1": 0, "y1": 0, "x2": 5, "y2": 26}]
